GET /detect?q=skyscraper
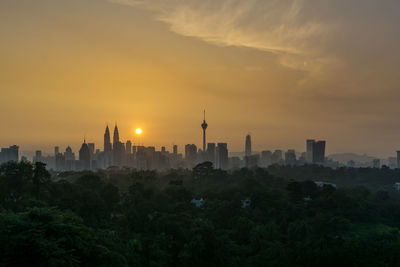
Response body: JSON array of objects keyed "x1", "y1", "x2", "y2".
[
  {"x1": 88, "y1": 143, "x2": 95, "y2": 157},
  {"x1": 261, "y1": 150, "x2": 272, "y2": 167},
  {"x1": 271, "y1": 150, "x2": 283, "y2": 165},
  {"x1": 113, "y1": 124, "x2": 120, "y2": 148},
  {"x1": 79, "y1": 139, "x2": 91, "y2": 170},
  {"x1": 0, "y1": 145, "x2": 19, "y2": 164},
  {"x1": 185, "y1": 144, "x2": 197, "y2": 168},
  {"x1": 285, "y1": 149, "x2": 297, "y2": 165},
  {"x1": 34, "y1": 150, "x2": 42, "y2": 163},
  {"x1": 104, "y1": 125, "x2": 112, "y2": 152},
  {"x1": 126, "y1": 140, "x2": 132, "y2": 154},
  {"x1": 207, "y1": 143, "x2": 216, "y2": 164},
  {"x1": 201, "y1": 110, "x2": 208, "y2": 152},
  {"x1": 216, "y1": 143, "x2": 228, "y2": 170},
  {"x1": 104, "y1": 125, "x2": 112, "y2": 168},
  {"x1": 397, "y1": 151, "x2": 400, "y2": 168},
  {"x1": 245, "y1": 134, "x2": 252, "y2": 157},
  {"x1": 306, "y1": 139, "x2": 315, "y2": 163},
  {"x1": 312, "y1": 141, "x2": 326, "y2": 164}
]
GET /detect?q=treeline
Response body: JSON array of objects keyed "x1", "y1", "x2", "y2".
[{"x1": 1, "y1": 161, "x2": 400, "y2": 266}]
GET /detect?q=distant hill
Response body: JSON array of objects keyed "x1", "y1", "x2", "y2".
[{"x1": 327, "y1": 153, "x2": 377, "y2": 164}]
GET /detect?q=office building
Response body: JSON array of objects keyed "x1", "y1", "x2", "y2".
[
  {"x1": 216, "y1": 143, "x2": 228, "y2": 169},
  {"x1": 312, "y1": 141, "x2": 326, "y2": 164},
  {"x1": 306, "y1": 139, "x2": 315, "y2": 163},
  {"x1": 285, "y1": 149, "x2": 297, "y2": 165},
  {"x1": 397, "y1": 151, "x2": 400, "y2": 168},
  {"x1": 0, "y1": 145, "x2": 19, "y2": 164},
  {"x1": 79, "y1": 139, "x2": 91, "y2": 170},
  {"x1": 271, "y1": 150, "x2": 283, "y2": 165},
  {"x1": 261, "y1": 150, "x2": 272, "y2": 167},
  {"x1": 245, "y1": 134, "x2": 252, "y2": 157}
]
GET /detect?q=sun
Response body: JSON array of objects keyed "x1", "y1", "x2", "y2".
[{"x1": 135, "y1": 128, "x2": 142, "y2": 135}]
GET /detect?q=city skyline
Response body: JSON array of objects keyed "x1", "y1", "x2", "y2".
[{"x1": 2, "y1": 1, "x2": 400, "y2": 157}]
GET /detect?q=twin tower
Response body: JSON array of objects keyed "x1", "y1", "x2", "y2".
[{"x1": 103, "y1": 124, "x2": 123, "y2": 167}]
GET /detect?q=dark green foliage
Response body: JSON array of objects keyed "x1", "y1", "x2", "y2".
[{"x1": 2, "y1": 163, "x2": 400, "y2": 266}]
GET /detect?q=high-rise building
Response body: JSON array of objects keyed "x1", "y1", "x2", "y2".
[
  {"x1": 126, "y1": 140, "x2": 132, "y2": 154},
  {"x1": 54, "y1": 146, "x2": 59, "y2": 156},
  {"x1": 112, "y1": 124, "x2": 125, "y2": 166},
  {"x1": 313, "y1": 141, "x2": 326, "y2": 164},
  {"x1": 55, "y1": 153, "x2": 65, "y2": 171},
  {"x1": 0, "y1": 145, "x2": 19, "y2": 164},
  {"x1": 79, "y1": 139, "x2": 91, "y2": 170},
  {"x1": 173, "y1": 145, "x2": 178, "y2": 155},
  {"x1": 207, "y1": 143, "x2": 216, "y2": 164},
  {"x1": 34, "y1": 150, "x2": 42, "y2": 163},
  {"x1": 88, "y1": 143, "x2": 95, "y2": 157},
  {"x1": 285, "y1": 149, "x2": 297, "y2": 165},
  {"x1": 372, "y1": 159, "x2": 380, "y2": 168},
  {"x1": 245, "y1": 154, "x2": 260, "y2": 168},
  {"x1": 185, "y1": 144, "x2": 197, "y2": 167},
  {"x1": 104, "y1": 125, "x2": 112, "y2": 168},
  {"x1": 113, "y1": 124, "x2": 120, "y2": 147},
  {"x1": 201, "y1": 110, "x2": 208, "y2": 152},
  {"x1": 64, "y1": 146, "x2": 75, "y2": 161},
  {"x1": 261, "y1": 150, "x2": 272, "y2": 167},
  {"x1": 245, "y1": 134, "x2": 252, "y2": 157},
  {"x1": 104, "y1": 125, "x2": 112, "y2": 152},
  {"x1": 306, "y1": 139, "x2": 315, "y2": 163},
  {"x1": 216, "y1": 143, "x2": 228, "y2": 169},
  {"x1": 397, "y1": 151, "x2": 400, "y2": 168},
  {"x1": 113, "y1": 142, "x2": 125, "y2": 167},
  {"x1": 271, "y1": 150, "x2": 283, "y2": 165}
]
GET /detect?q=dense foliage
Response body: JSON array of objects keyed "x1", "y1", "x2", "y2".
[{"x1": 2, "y1": 161, "x2": 400, "y2": 266}]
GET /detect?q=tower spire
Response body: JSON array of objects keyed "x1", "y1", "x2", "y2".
[{"x1": 201, "y1": 110, "x2": 208, "y2": 152}]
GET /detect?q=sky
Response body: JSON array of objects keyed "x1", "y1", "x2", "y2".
[{"x1": 1, "y1": 0, "x2": 400, "y2": 157}]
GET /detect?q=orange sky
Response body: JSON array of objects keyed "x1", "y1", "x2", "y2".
[{"x1": 1, "y1": 0, "x2": 400, "y2": 157}]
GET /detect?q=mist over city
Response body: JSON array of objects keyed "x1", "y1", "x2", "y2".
[{"x1": 2, "y1": 1, "x2": 400, "y2": 266}]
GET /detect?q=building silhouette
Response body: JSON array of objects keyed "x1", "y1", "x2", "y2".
[
  {"x1": 201, "y1": 110, "x2": 208, "y2": 152},
  {"x1": 261, "y1": 150, "x2": 272, "y2": 167},
  {"x1": 207, "y1": 143, "x2": 216, "y2": 165},
  {"x1": 306, "y1": 139, "x2": 315, "y2": 163},
  {"x1": 271, "y1": 150, "x2": 283, "y2": 165},
  {"x1": 245, "y1": 154, "x2": 260, "y2": 168},
  {"x1": 0, "y1": 145, "x2": 19, "y2": 164},
  {"x1": 185, "y1": 144, "x2": 197, "y2": 168},
  {"x1": 245, "y1": 134, "x2": 252, "y2": 157},
  {"x1": 104, "y1": 125, "x2": 112, "y2": 168},
  {"x1": 79, "y1": 139, "x2": 91, "y2": 170},
  {"x1": 312, "y1": 141, "x2": 326, "y2": 164},
  {"x1": 285, "y1": 149, "x2": 297, "y2": 165},
  {"x1": 112, "y1": 124, "x2": 125, "y2": 167},
  {"x1": 397, "y1": 151, "x2": 400, "y2": 168},
  {"x1": 216, "y1": 143, "x2": 228, "y2": 169},
  {"x1": 126, "y1": 140, "x2": 132, "y2": 154}
]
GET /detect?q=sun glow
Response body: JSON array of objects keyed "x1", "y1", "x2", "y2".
[{"x1": 135, "y1": 128, "x2": 143, "y2": 135}]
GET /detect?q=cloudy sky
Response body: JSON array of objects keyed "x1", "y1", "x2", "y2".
[{"x1": 1, "y1": 0, "x2": 400, "y2": 156}]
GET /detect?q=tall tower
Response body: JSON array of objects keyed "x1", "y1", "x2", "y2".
[
  {"x1": 113, "y1": 124, "x2": 120, "y2": 148},
  {"x1": 104, "y1": 125, "x2": 112, "y2": 152},
  {"x1": 201, "y1": 110, "x2": 208, "y2": 152},
  {"x1": 245, "y1": 134, "x2": 252, "y2": 157}
]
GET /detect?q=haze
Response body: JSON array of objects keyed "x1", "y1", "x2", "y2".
[{"x1": 1, "y1": 0, "x2": 400, "y2": 157}]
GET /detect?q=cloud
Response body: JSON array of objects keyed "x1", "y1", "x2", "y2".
[
  {"x1": 110, "y1": 1, "x2": 331, "y2": 65},
  {"x1": 110, "y1": 0, "x2": 400, "y2": 92}
]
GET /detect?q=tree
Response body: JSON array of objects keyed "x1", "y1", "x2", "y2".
[{"x1": 32, "y1": 162, "x2": 51, "y2": 198}]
